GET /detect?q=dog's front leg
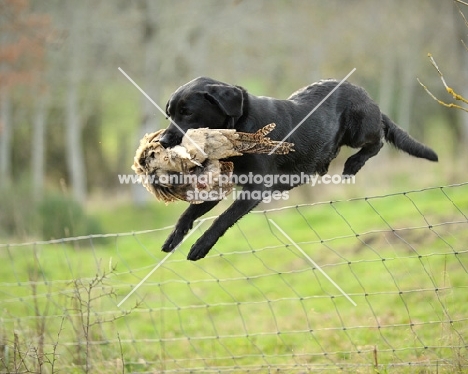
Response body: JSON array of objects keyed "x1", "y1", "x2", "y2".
[
  {"x1": 187, "y1": 193, "x2": 263, "y2": 261},
  {"x1": 162, "y1": 200, "x2": 220, "y2": 252}
]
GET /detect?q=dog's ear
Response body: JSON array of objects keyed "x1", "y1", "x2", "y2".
[
  {"x1": 204, "y1": 84, "x2": 243, "y2": 119},
  {"x1": 165, "y1": 96, "x2": 172, "y2": 118}
]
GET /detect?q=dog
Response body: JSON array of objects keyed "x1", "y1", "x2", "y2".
[{"x1": 159, "y1": 77, "x2": 438, "y2": 260}]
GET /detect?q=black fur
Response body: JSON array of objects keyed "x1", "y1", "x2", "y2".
[{"x1": 160, "y1": 77, "x2": 438, "y2": 260}]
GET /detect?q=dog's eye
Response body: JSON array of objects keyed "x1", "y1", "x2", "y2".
[{"x1": 179, "y1": 108, "x2": 192, "y2": 116}]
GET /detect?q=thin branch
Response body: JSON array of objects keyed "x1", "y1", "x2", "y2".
[
  {"x1": 418, "y1": 78, "x2": 468, "y2": 113},
  {"x1": 117, "y1": 333, "x2": 125, "y2": 374},
  {"x1": 455, "y1": 0, "x2": 468, "y2": 51},
  {"x1": 417, "y1": 53, "x2": 468, "y2": 113},
  {"x1": 429, "y1": 54, "x2": 468, "y2": 104},
  {"x1": 457, "y1": 3, "x2": 468, "y2": 26},
  {"x1": 462, "y1": 39, "x2": 468, "y2": 52}
]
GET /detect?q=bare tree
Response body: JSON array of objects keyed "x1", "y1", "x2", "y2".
[
  {"x1": 32, "y1": 92, "x2": 47, "y2": 201},
  {"x1": 131, "y1": 0, "x2": 161, "y2": 205},
  {"x1": 0, "y1": 85, "x2": 11, "y2": 188},
  {"x1": 0, "y1": 0, "x2": 50, "y2": 190},
  {"x1": 64, "y1": 1, "x2": 87, "y2": 203}
]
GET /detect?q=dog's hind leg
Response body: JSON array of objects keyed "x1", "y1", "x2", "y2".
[{"x1": 342, "y1": 140, "x2": 383, "y2": 176}]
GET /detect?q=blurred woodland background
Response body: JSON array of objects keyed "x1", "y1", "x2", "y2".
[{"x1": 0, "y1": 0, "x2": 467, "y2": 240}]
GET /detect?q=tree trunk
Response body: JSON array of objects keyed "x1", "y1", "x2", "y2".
[
  {"x1": 66, "y1": 81, "x2": 87, "y2": 203},
  {"x1": 32, "y1": 95, "x2": 46, "y2": 201},
  {"x1": 65, "y1": 2, "x2": 87, "y2": 203},
  {"x1": 379, "y1": 52, "x2": 396, "y2": 117},
  {"x1": 396, "y1": 41, "x2": 418, "y2": 133},
  {"x1": 131, "y1": 0, "x2": 161, "y2": 205},
  {"x1": 0, "y1": 87, "x2": 11, "y2": 188}
]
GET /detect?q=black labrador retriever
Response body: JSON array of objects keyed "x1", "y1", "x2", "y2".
[{"x1": 159, "y1": 77, "x2": 438, "y2": 260}]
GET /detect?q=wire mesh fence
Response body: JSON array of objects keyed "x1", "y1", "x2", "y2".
[{"x1": 1, "y1": 183, "x2": 467, "y2": 373}]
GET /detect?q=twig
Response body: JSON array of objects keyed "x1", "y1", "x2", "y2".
[
  {"x1": 428, "y1": 54, "x2": 468, "y2": 104},
  {"x1": 456, "y1": 1, "x2": 468, "y2": 51},
  {"x1": 417, "y1": 53, "x2": 468, "y2": 113},
  {"x1": 373, "y1": 345, "x2": 379, "y2": 372},
  {"x1": 49, "y1": 317, "x2": 65, "y2": 374},
  {"x1": 417, "y1": 79, "x2": 468, "y2": 113},
  {"x1": 457, "y1": 1, "x2": 468, "y2": 27},
  {"x1": 455, "y1": 0, "x2": 468, "y2": 7},
  {"x1": 117, "y1": 332, "x2": 125, "y2": 374}
]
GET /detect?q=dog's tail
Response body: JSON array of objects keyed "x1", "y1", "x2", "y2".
[{"x1": 382, "y1": 114, "x2": 438, "y2": 162}]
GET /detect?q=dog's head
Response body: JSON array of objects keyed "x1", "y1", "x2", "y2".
[{"x1": 160, "y1": 77, "x2": 244, "y2": 148}]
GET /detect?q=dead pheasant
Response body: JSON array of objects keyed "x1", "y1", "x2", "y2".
[{"x1": 132, "y1": 123, "x2": 294, "y2": 203}]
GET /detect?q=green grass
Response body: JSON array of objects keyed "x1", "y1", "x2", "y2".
[{"x1": 1, "y1": 184, "x2": 467, "y2": 373}]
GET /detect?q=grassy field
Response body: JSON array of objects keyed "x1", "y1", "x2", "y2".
[{"x1": 1, "y1": 179, "x2": 467, "y2": 373}]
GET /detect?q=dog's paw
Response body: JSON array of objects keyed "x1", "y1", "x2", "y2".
[
  {"x1": 342, "y1": 162, "x2": 361, "y2": 177},
  {"x1": 161, "y1": 239, "x2": 175, "y2": 253},
  {"x1": 187, "y1": 239, "x2": 212, "y2": 261},
  {"x1": 161, "y1": 228, "x2": 187, "y2": 252}
]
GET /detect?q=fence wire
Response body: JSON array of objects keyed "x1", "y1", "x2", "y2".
[{"x1": 1, "y1": 183, "x2": 467, "y2": 373}]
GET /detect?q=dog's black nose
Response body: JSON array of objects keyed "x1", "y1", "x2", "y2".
[
  {"x1": 159, "y1": 133, "x2": 171, "y2": 148},
  {"x1": 159, "y1": 131, "x2": 183, "y2": 148}
]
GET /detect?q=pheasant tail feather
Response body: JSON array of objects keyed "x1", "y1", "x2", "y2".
[{"x1": 233, "y1": 123, "x2": 294, "y2": 155}]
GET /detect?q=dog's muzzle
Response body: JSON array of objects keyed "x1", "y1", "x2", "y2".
[{"x1": 158, "y1": 131, "x2": 182, "y2": 148}]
